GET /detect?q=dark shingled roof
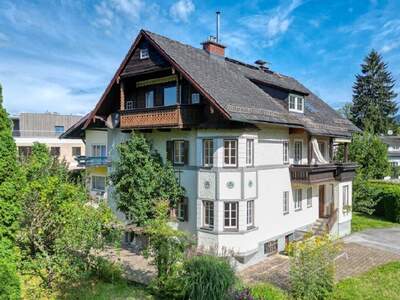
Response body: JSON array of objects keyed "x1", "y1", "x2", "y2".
[{"x1": 144, "y1": 30, "x2": 359, "y2": 137}]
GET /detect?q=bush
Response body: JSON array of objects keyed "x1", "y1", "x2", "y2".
[
  {"x1": 369, "y1": 181, "x2": 400, "y2": 223},
  {"x1": 233, "y1": 283, "x2": 288, "y2": 300},
  {"x1": 92, "y1": 257, "x2": 123, "y2": 283},
  {"x1": 183, "y1": 255, "x2": 236, "y2": 300},
  {"x1": 0, "y1": 238, "x2": 20, "y2": 300},
  {"x1": 288, "y1": 235, "x2": 340, "y2": 300}
]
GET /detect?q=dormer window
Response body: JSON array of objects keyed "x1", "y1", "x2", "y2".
[
  {"x1": 288, "y1": 94, "x2": 304, "y2": 113},
  {"x1": 140, "y1": 48, "x2": 149, "y2": 59}
]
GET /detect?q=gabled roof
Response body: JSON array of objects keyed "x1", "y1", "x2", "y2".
[{"x1": 82, "y1": 29, "x2": 359, "y2": 137}]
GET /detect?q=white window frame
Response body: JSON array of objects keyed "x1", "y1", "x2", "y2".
[
  {"x1": 283, "y1": 191, "x2": 289, "y2": 215},
  {"x1": 191, "y1": 93, "x2": 200, "y2": 104},
  {"x1": 307, "y1": 187, "x2": 312, "y2": 208},
  {"x1": 294, "y1": 140, "x2": 303, "y2": 164},
  {"x1": 173, "y1": 140, "x2": 185, "y2": 165},
  {"x1": 247, "y1": 200, "x2": 254, "y2": 227},
  {"x1": 140, "y1": 48, "x2": 149, "y2": 59},
  {"x1": 288, "y1": 94, "x2": 304, "y2": 113},
  {"x1": 342, "y1": 185, "x2": 349, "y2": 208},
  {"x1": 294, "y1": 189, "x2": 302, "y2": 211},
  {"x1": 91, "y1": 144, "x2": 106, "y2": 157},
  {"x1": 203, "y1": 139, "x2": 213, "y2": 167},
  {"x1": 126, "y1": 100, "x2": 134, "y2": 110},
  {"x1": 318, "y1": 141, "x2": 327, "y2": 160},
  {"x1": 264, "y1": 240, "x2": 278, "y2": 255},
  {"x1": 224, "y1": 202, "x2": 238, "y2": 230},
  {"x1": 91, "y1": 175, "x2": 106, "y2": 192},
  {"x1": 283, "y1": 141, "x2": 289, "y2": 164},
  {"x1": 203, "y1": 200, "x2": 214, "y2": 229},
  {"x1": 145, "y1": 90, "x2": 154, "y2": 108},
  {"x1": 246, "y1": 139, "x2": 254, "y2": 166},
  {"x1": 224, "y1": 139, "x2": 238, "y2": 167}
]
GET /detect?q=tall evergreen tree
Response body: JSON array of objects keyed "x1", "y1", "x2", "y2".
[{"x1": 351, "y1": 50, "x2": 398, "y2": 134}]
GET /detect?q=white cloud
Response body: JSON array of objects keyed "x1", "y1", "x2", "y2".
[
  {"x1": 169, "y1": 0, "x2": 195, "y2": 23},
  {"x1": 111, "y1": 0, "x2": 144, "y2": 20},
  {"x1": 0, "y1": 32, "x2": 8, "y2": 47}
]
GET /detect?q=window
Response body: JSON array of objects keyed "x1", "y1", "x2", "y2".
[
  {"x1": 72, "y1": 146, "x2": 81, "y2": 156},
  {"x1": 288, "y1": 94, "x2": 304, "y2": 113},
  {"x1": 224, "y1": 202, "x2": 238, "y2": 230},
  {"x1": 247, "y1": 200, "x2": 254, "y2": 227},
  {"x1": 294, "y1": 189, "x2": 302, "y2": 211},
  {"x1": 174, "y1": 140, "x2": 185, "y2": 165},
  {"x1": 318, "y1": 142, "x2": 326, "y2": 159},
  {"x1": 283, "y1": 141, "x2": 289, "y2": 164},
  {"x1": 203, "y1": 201, "x2": 214, "y2": 229},
  {"x1": 294, "y1": 141, "x2": 302, "y2": 164},
  {"x1": 203, "y1": 139, "x2": 213, "y2": 167},
  {"x1": 283, "y1": 191, "x2": 289, "y2": 214},
  {"x1": 55, "y1": 126, "x2": 64, "y2": 135},
  {"x1": 177, "y1": 197, "x2": 188, "y2": 221},
  {"x1": 224, "y1": 139, "x2": 237, "y2": 167},
  {"x1": 139, "y1": 48, "x2": 149, "y2": 59},
  {"x1": 391, "y1": 161, "x2": 399, "y2": 167},
  {"x1": 126, "y1": 100, "x2": 134, "y2": 110},
  {"x1": 18, "y1": 146, "x2": 32, "y2": 157},
  {"x1": 92, "y1": 145, "x2": 106, "y2": 157},
  {"x1": 307, "y1": 187, "x2": 312, "y2": 208},
  {"x1": 342, "y1": 185, "x2": 349, "y2": 208},
  {"x1": 164, "y1": 86, "x2": 177, "y2": 106},
  {"x1": 191, "y1": 93, "x2": 200, "y2": 104},
  {"x1": 246, "y1": 139, "x2": 254, "y2": 166},
  {"x1": 145, "y1": 90, "x2": 154, "y2": 108},
  {"x1": 50, "y1": 147, "x2": 60, "y2": 157},
  {"x1": 264, "y1": 240, "x2": 278, "y2": 255},
  {"x1": 91, "y1": 176, "x2": 106, "y2": 192}
]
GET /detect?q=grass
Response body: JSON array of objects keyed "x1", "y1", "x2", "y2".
[
  {"x1": 331, "y1": 261, "x2": 400, "y2": 300},
  {"x1": 249, "y1": 282, "x2": 289, "y2": 300},
  {"x1": 351, "y1": 212, "x2": 399, "y2": 233}
]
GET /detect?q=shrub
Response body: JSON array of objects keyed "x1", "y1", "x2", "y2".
[
  {"x1": 369, "y1": 181, "x2": 400, "y2": 223},
  {"x1": 92, "y1": 257, "x2": 123, "y2": 283},
  {"x1": 250, "y1": 283, "x2": 288, "y2": 300},
  {"x1": 183, "y1": 255, "x2": 236, "y2": 300},
  {"x1": 0, "y1": 238, "x2": 20, "y2": 300},
  {"x1": 288, "y1": 234, "x2": 340, "y2": 300}
]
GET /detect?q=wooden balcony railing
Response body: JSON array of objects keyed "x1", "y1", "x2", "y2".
[
  {"x1": 120, "y1": 104, "x2": 202, "y2": 129},
  {"x1": 290, "y1": 162, "x2": 356, "y2": 184}
]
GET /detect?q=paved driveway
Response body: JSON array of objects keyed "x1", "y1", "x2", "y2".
[{"x1": 343, "y1": 227, "x2": 400, "y2": 254}]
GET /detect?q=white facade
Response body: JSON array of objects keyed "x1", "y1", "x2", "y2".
[{"x1": 85, "y1": 124, "x2": 353, "y2": 265}]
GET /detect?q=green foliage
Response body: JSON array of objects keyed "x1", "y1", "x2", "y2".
[
  {"x1": 0, "y1": 238, "x2": 20, "y2": 300},
  {"x1": 368, "y1": 181, "x2": 400, "y2": 223},
  {"x1": 351, "y1": 50, "x2": 398, "y2": 134},
  {"x1": 144, "y1": 200, "x2": 190, "y2": 298},
  {"x1": 249, "y1": 283, "x2": 289, "y2": 300},
  {"x1": 111, "y1": 133, "x2": 184, "y2": 226},
  {"x1": 18, "y1": 143, "x2": 121, "y2": 288},
  {"x1": 91, "y1": 257, "x2": 123, "y2": 284},
  {"x1": 352, "y1": 212, "x2": 399, "y2": 233},
  {"x1": 183, "y1": 255, "x2": 236, "y2": 300},
  {"x1": 352, "y1": 176, "x2": 378, "y2": 215},
  {"x1": 288, "y1": 235, "x2": 340, "y2": 300},
  {"x1": 337, "y1": 103, "x2": 353, "y2": 120}
]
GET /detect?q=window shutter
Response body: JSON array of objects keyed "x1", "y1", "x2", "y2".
[
  {"x1": 183, "y1": 140, "x2": 189, "y2": 165},
  {"x1": 184, "y1": 197, "x2": 189, "y2": 221},
  {"x1": 166, "y1": 141, "x2": 174, "y2": 162}
]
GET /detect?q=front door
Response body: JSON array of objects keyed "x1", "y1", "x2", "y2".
[{"x1": 319, "y1": 185, "x2": 325, "y2": 218}]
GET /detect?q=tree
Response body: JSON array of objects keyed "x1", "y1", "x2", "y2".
[
  {"x1": 110, "y1": 133, "x2": 184, "y2": 226},
  {"x1": 337, "y1": 103, "x2": 353, "y2": 120},
  {"x1": 351, "y1": 50, "x2": 398, "y2": 134}
]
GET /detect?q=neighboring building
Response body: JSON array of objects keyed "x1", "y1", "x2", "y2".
[
  {"x1": 63, "y1": 30, "x2": 358, "y2": 265},
  {"x1": 381, "y1": 136, "x2": 400, "y2": 167},
  {"x1": 11, "y1": 112, "x2": 85, "y2": 170}
]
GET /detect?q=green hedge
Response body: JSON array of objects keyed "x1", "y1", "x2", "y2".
[{"x1": 368, "y1": 181, "x2": 400, "y2": 223}]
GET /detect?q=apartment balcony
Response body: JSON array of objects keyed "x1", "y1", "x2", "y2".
[
  {"x1": 290, "y1": 162, "x2": 356, "y2": 184},
  {"x1": 120, "y1": 104, "x2": 202, "y2": 129},
  {"x1": 75, "y1": 156, "x2": 110, "y2": 167}
]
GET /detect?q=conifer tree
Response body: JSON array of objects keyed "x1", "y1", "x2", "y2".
[{"x1": 351, "y1": 50, "x2": 398, "y2": 134}]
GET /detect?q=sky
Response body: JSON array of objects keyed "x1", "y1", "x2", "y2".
[{"x1": 0, "y1": 0, "x2": 399, "y2": 116}]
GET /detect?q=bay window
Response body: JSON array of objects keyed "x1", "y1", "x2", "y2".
[
  {"x1": 224, "y1": 202, "x2": 238, "y2": 230},
  {"x1": 224, "y1": 139, "x2": 237, "y2": 167}
]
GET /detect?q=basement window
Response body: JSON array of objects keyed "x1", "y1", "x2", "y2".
[
  {"x1": 288, "y1": 94, "x2": 304, "y2": 113},
  {"x1": 140, "y1": 48, "x2": 149, "y2": 59}
]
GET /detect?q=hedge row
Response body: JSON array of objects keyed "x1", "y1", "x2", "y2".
[{"x1": 368, "y1": 181, "x2": 400, "y2": 223}]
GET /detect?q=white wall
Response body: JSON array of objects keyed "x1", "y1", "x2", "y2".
[{"x1": 86, "y1": 130, "x2": 108, "y2": 156}]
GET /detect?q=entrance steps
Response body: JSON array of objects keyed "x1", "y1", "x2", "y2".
[{"x1": 312, "y1": 218, "x2": 329, "y2": 236}]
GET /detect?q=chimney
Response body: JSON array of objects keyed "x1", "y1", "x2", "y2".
[{"x1": 202, "y1": 11, "x2": 226, "y2": 56}]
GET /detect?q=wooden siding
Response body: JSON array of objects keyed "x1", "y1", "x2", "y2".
[{"x1": 290, "y1": 163, "x2": 356, "y2": 184}]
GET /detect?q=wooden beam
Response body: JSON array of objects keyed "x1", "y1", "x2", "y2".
[
  {"x1": 120, "y1": 81, "x2": 125, "y2": 111},
  {"x1": 344, "y1": 143, "x2": 349, "y2": 162}
]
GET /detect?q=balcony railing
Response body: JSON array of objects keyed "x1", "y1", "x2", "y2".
[
  {"x1": 120, "y1": 104, "x2": 202, "y2": 129},
  {"x1": 75, "y1": 156, "x2": 110, "y2": 167},
  {"x1": 290, "y1": 162, "x2": 356, "y2": 184}
]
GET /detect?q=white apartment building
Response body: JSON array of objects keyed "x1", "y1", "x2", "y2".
[{"x1": 63, "y1": 30, "x2": 358, "y2": 265}]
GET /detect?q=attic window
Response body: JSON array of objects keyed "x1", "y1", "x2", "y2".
[
  {"x1": 140, "y1": 48, "x2": 149, "y2": 59},
  {"x1": 288, "y1": 94, "x2": 304, "y2": 113}
]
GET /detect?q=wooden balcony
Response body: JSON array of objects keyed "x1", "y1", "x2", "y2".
[
  {"x1": 120, "y1": 104, "x2": 202, "y2": 129},
  {"x1": 290, "y1": 162, "x2": 356, "y2": 184}
]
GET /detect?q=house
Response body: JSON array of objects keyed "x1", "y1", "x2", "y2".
[
  {"x1": 62, "y1": 29, "x2": 358, "y2": 265},
  {"x1": 11, "y1": 112, "x2": 85, "y2": 170},
  {"x1": 381, "y1": 135, "x2": 400, "y2": 167}
]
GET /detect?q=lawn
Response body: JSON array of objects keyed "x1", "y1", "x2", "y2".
[
  {"x1": 351, "y1": 212, "x2": 399, "y2": 233},
  {"x1": 331, "y1": 261, "x2": 400, "y2": 300}
]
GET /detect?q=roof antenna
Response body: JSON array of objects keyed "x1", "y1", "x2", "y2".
[{"x1": 216, "y1": 11, "x2": 220, "y2": 43}]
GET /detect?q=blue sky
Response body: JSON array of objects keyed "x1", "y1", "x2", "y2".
[{"x1": 0, "y1": 0, "x2": 399, "y2": 115}]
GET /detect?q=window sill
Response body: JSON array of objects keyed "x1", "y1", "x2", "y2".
[
  {"x1": 200, "y1": 226, "x2": 214, "y2": 231},
  {"x1": 307, "y1": 205, "x2": 312, "y2": 208},
  {"x1": 295, "y1": 208, "x2": 302, "y2": 212},
  {"x1": 283, "y1": 211, "x2": 289, "y2": 215}
]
